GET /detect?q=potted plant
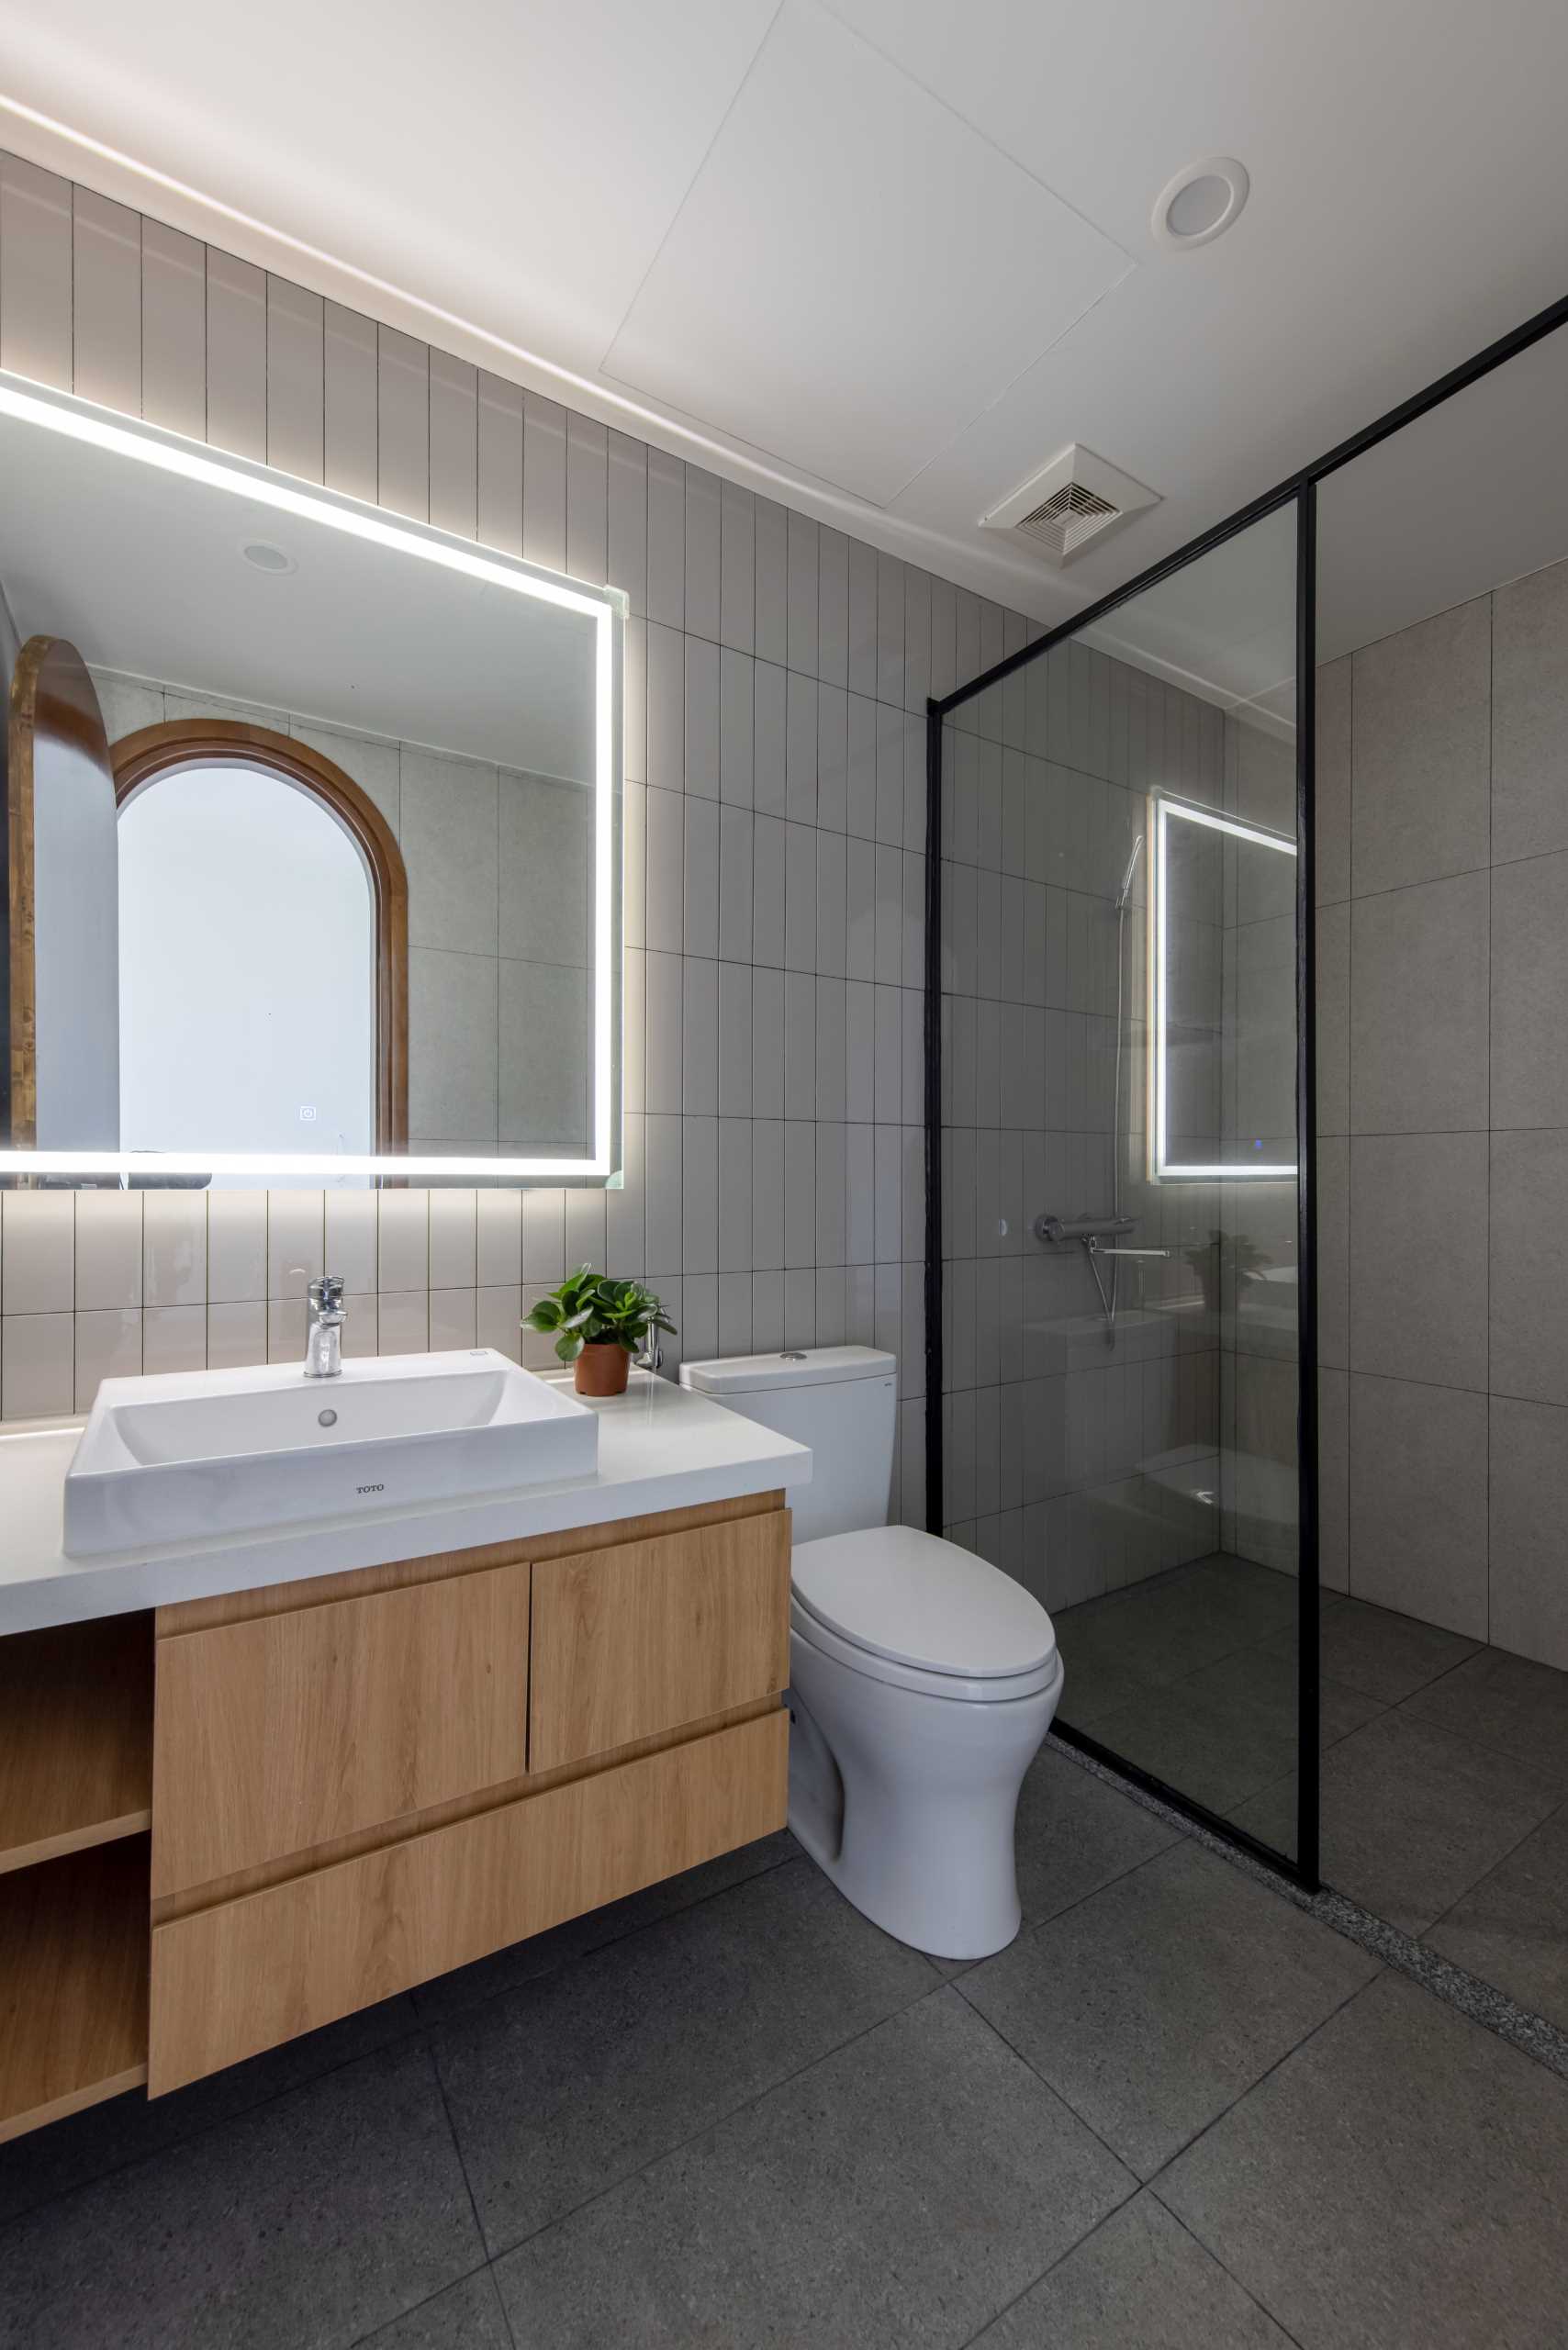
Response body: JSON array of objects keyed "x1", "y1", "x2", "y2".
[{"x1": 523, "y1": 1267, "x2": 677, "y2": 1397}]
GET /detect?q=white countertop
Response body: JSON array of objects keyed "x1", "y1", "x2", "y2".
[{"x1": 0, "y1": 1370, "x2": 811, "y2": 1635}]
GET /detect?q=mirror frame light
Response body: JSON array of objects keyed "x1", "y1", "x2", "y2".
[
  {"x1": 1149, "y1": 790, "x2": 1297, "y2": 1183},
  {"x1": 0, "y1": 372, "x2": 624, "y2": 1184}
]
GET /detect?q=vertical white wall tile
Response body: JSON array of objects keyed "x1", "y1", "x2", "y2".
[
  {"x1": 207, "y1": 1192, "x2": 267, "y2": 1303},
  {"x1": 684, "y1": 465, "x2": 721, "y2": 639},
  {"x1": 646, "y1": 448, "x2": 686, "y2": 627},
  {"x1": 3, "y1": 1192, "x2": 75, "y2": 1314},
  {"x1": 788, "y1": 512, "x2": 819, "y2": 677},
  {"x1": 787, "y1": 674, "x2": 818, "y2": 825},
  {"x1": 324, "y1": 1190, "x2": 378, "y2": 1295},
  {"x1": 74, "y1": 1193, "x2": 142, "y2": 1311},
  {"x1": 429, "y1": 1190, "x2": 477, "y2": 1288},
  {"x1": 430, "y1": 1287, "x2": 476, "y2": 1348},
  {"x1": 754, "y1": 663, "x2": 788, "y2": 817},
  {"x1": 644, "y1": 1115, "x2": 684, "y2": 1270},
  {"x1": 73, "y1": 187, "x2": 141, "y2": 414},
  {"x1": 878, "y1": 554, "x2": 906, "y2": 709},
  {"x1": 644, "y1": 949, "x2": 684, "y2": 1112},
  {"x1": 377, "y1": 323, "x2": 429, "y2": 518},
  {"x1": 755, "y1": 498, "x2": 789, "y2": 665},
  {"x1": 684, "y1": 796, "x2": 721, "y2": 958},
  {"x1": 682, "y1": 1117, "x2": 719, "y2": 1272},
  {"x1": 607, "y1": 429, "x2": 648, "y2": 612},
  {"x1": 784, "y1": 969, "x2": 817, "y2": 1118},
  {"x1": 752, "y1": 1268, "x2": 784, "y2": 1349},
  {"x1": 718, "y1": 1119, "x2": 753, "y2": 1271},
  {"x1": 522, "y1": 392, "x2": 567, "y2": 568},
  {"x1": 817, "y1": 684, "x2": 848, "y2": 834},
  {"x1": 141, "y1": 218, "x2": 206, "y2": 437},
  {"x1": 378, "y1": 1291, "x2": 430, "y2": 1353},
  {"x1": 521, "y1": 1188, "x2": 566, "y2": 1281},
  {"x1": 720, "y1": 480, "x2": 756, "y2": 653},
  {"x1": 0, "y1": 155, "x2": 73, "y2": 387},
  {"x1": 324, "y1": 301, "x2": 378, "y2": 501},
  {"x1": 753, "y1": 967, "x2": 786, "y2": 1121},
  {"x1": 646, "y1": 624, "x2": 685, "y2": 794},
  {"x1": 265, "y1": 275, "x2": 324, "y2": 481},
  {"x1": 847, "y1": 541, "x2": 879, "y2": 699},
  {"x1": 377, "y1": 1191, "x2": 429, "y2": 1292},
  {"x1": 566, "y1": 411, "x2": 609, "y2": 584},
  {"x1": 753, "y1": 814, "x2": 787, "y2": 968},
  {"x1": 565, "y1": 1186, "x2": 607, "y2": 1273},
  {"x1": 784, "y1": 1122, "x2": 816, "y2": 1267},
  {"x1": 144, "y1": 1191, "x2": 207, "y2": 1307},
  {"x1": 817, "y1": 832, "x2": 847, "y2": 979},
  {"x1": 682, "y1": 957, "x2": 719, "y2": 1115},
  {"x1": 476, "y1": 1189, "x2": 522, "y2": 1287},
  {"x1": 477, "y1": 371, "x2": 524, "y2": 554},
  {"x1": 207, "y1": 1299, "x2": 266, "y2": 1370},
  {"x1": 74, "y1": 1308, "x2": 142, "y2": 1409},
  {"x1": 143, "y1": 1304, "x2": 207, "y2": 1377},
  {"x1": 429, "y1": 351, "x2": 478, "y2": 538},
  {"x1": 268, "y1": 1191, "x2": 325, "y2": 1298},
  {"x1": 477, "y1": 1284, "x2": 523, "y2": 1360},
  {"x1": 818, "y1": 528, "x2": 849, "y2": 689},
  {"x1": 645, "y1": 784, "x2": 684, "y2": 954},
  {"x1": 784, "y1": 822, "x2": 817, "y2": 973},
  {"x1": 684, "y1": 636, "x2": 720, "y2": 798},
  {"x1": 719, "y1": 1269, "x2": 753, "y2": 1353},
  {"x1": 720, "y1": 652, "x2": 755, "y2": 806},
  {"x1": 719, "y1": 963, "x2": 755, "y2": 1117},
  {"x1": 207, "y1": 247, "x2": 267, "y2": 458},
  {"x1": 3, "y1": 1312, "x2": 74, "y2": 1418}
]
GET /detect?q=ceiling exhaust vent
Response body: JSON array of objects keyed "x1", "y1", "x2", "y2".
[{"x1": 981, "y1": 445, "x2": 1159, "y2": 568}]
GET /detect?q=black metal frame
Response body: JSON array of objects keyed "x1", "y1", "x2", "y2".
[{"x1": 922, "y1": 286, "x2": 1568, "y2": 1892}]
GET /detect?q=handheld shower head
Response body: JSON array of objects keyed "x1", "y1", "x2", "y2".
[{"x1": 1115, "y1": 834, "x2": 1145, "y2": 913}]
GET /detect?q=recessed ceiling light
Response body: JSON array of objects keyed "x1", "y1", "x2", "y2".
[
  {"x1": 1152, "y1": 156, "x2": 1249, "y2": 252},
  {"x1": 240, "y1": 539, "x2": 297, "y2": 574}
]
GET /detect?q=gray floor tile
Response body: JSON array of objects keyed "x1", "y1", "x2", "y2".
[
  {"x1": 411, "y1": 1829, "x2": 797, "y2": 2026},
  {"x1": 0, "y1": 1993, "x2": 420, "y2": 2229},
  {"x1": 1086, "y1": 1682, "x2": 1300, "y2": 1818},
  {"x1": 1233, "y1": 1710, "x2": 1563, "y2": 1933},
  {"x1": 353, "y1": 2267, "x2": 511, "y2": 2349},
  {"x1": 1159, "y1": 1972, "x2": 1568, "y2": 2349},
  {"x1": 1016, "y1": 1745, "x2": 1184, "y2": 1927},
  {"x1": 0, "y1": 2041, "x2": 481, "y2": 2350},
  {"x1": 1280, "y1": 1597, "x2": 1480, "y2": 1706},
  {"x1": 960, "y1": 1841, "x2": 1379, "y2": 2178},
  {"x1": 493, "y1": 1989, "x2": 1133, "y2": 2350},
  {"x1": 1400, "y1": 1644, "x2": 1568, "y2": 1785},
  {"x1": 433, "y1": 1855, "x2": 934, "y2": 2253},
  {"x1": 1176, "y1": 1643, "x2": 1387, "y2": 1751},
  {"x1": 1423, "y1": 1801, "x2": 1568, "y2": 2030},
  {"x1": 969, "y1": 2193, "x2": 1294, "y2": 2348}
]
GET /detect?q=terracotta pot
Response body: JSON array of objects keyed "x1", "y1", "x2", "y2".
[{"x1": 575, "y1": 1340, "x2": 632, "y2": 1397}]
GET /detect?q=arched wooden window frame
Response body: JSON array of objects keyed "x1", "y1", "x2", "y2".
[{"x1": 110, "y1": 719, "x2": 409, "y2": 1151}]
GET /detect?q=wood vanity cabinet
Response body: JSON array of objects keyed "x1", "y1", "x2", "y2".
[{"x1": 0, "y1": 1490, "x2": 791, "y2": 2136}]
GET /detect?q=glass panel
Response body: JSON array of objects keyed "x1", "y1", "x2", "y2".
[{"x1": 941, "y1": 498, "x2": 1305, "y2": 1867}]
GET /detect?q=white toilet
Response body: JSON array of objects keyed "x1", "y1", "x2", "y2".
[{"x1": 679, "y1": 1346, "x2": 1062, "y2": 1962}]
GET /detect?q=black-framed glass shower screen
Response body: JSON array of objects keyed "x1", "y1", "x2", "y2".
[{"x1": 927, "y1": 495, "x2": 1316, "y2": 1882}]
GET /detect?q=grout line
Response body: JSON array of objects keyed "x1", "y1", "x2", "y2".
[
  {"x1": 341, "y1": 2257, "x2": 501, "y2": 2350},
  {"x1": 1049, "y1": 1732, "x2": 1568, "y2": 2083}
]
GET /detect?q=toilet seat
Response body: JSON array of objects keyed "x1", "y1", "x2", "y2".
[{"x1": 790, "y1": 1525, "x2": 1058, "y2": 1704}]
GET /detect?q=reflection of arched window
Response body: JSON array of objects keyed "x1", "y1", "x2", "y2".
[{"x1": 111, "y1": 721, "x2": 409, "y2": 1156}]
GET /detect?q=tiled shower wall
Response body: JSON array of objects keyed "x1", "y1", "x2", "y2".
[
  {"x1": 0, "y1": 146, "x2": 1014, "y2": 1518},
  {"x1": 1316, "y1": 554, "x2": 1568, "y2": 1669},
  {"x1": 938, "y1": 660, "x2": 1224, "y2": 1606}
]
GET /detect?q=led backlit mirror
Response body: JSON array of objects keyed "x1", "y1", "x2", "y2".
[{"x1": 0, "y1": 374, "x2": 623, "y2": 1187}]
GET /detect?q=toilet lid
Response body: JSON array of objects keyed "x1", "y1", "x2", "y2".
[{"x1": 791, "y1": 1526, "x2": 1057, "y2": 1680}]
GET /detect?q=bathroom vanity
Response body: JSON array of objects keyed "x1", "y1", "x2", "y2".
[{"x1": 0, "y1": 1371, "x2": 808, "y2": 2140}]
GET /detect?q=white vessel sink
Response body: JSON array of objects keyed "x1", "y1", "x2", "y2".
[{"x1": 62, "y1": 1348, "x2": 599, "y2": 1556}]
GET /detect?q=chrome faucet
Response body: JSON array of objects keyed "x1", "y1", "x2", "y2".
[{"x1": 305, "y1": 1274, "x2": 346, "y2": 1378}]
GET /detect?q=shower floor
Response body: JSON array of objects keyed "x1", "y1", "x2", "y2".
[{"x1": 1054, "y1": 1550, "x2": 1568, "y2": 2030}]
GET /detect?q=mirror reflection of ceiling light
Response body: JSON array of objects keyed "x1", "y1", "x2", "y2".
[{"x1": 1152, "y1": 156, "x2": 1249, "y2": 252}]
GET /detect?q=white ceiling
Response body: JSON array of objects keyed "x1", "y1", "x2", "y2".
[{"x1": 2, "y1": 0, "x2": 1567, "y2": 634}]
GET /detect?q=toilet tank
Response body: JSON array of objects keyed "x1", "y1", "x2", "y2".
[{"x1": 680, "y1": 1347, "x2": 898, "y2": 1543}]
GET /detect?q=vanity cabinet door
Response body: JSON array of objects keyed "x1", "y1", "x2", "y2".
[
  {"x1": 151, "y1": 1562, "x2": 531, "y2": 1897},
  {"x1": 529, "y1": 1510, "x2": 790, "y2": 1773}
]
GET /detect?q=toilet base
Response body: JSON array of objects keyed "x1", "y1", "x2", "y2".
[{"x1": 787, "y1": 1631, "x2": 1063, "y2": 1963}]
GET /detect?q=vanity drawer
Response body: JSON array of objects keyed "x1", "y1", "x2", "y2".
[
  {"x1": 151, "y1": 1562, "x2": 531, "y2": 1897},
  {"x1": 149, "y1": 1707, "x2": 788, "y2": 2092},
  {"x1": 528, "y1": 1510, "x2": 791, "y2": 1773}
]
